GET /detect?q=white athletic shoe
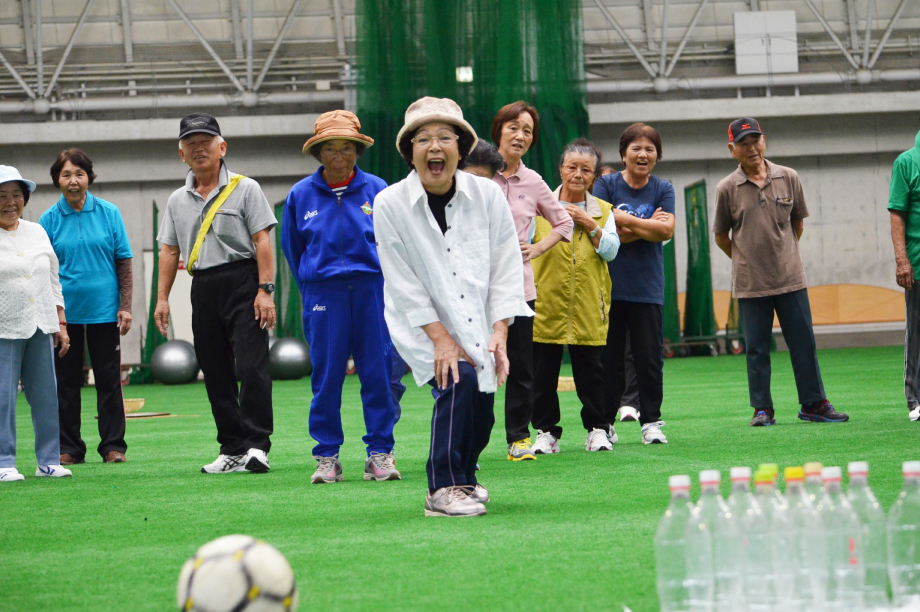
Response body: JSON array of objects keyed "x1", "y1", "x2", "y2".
[
  {"x1": 607, "y1": 425, "x2": 619, "y2": 445},
  {"x1": 910, "y1": 407, "x2": 920, "y2": 422},
  {"x1": 312, "y1": 455, "x2": 344, "y2": 484},
  {"x1": 425, "y1": 486, "x2": 486, "y2": 517},
  {"x1": 201, "y1": 454, "x2": 247, "y2": 474},
  {"x1": 0, "y1": 467, "x2": 25, "y2": 482},
  {"x1": 468, "y1": 483, "x2": 489, "y2": 503},
  {"x1": 641, "y1": 421, "x2": 668, "y2": 444},
  {"x1": 244, "y1": 448, "x2": 270, "y2": 473},
  {"x1": 35, "y1": 465, "x2": 72, "y2": 478},
  {"x1": 532, "y1": 430, "x2": 560, "y2": 454},
  {"x1": 618, "y1": 406, "x2": 640, "y2": 422},
  {"x1": 585, "y1": 428, "x2": 613, "y2": 451}
]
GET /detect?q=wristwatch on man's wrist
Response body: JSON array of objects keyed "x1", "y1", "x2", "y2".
[
  {"x1": 589, "y1": 225, "x2": 600, "y2": 238},
  {"x1": 258, "y1": 282, "x2": 275, "y2": 293}
]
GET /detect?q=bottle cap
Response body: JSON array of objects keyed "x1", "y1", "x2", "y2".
[
  {"x1": 847, "y1": 461, "x2": 869, "y2": 476},
  {"x1": 669, "y1": 475, "x2": 692, "y2": 490},
  {"x1": 784, "y1": 466, "x2": 805, "y2": 481},
  {"x1": 754, "y1": 469, "x2": 774, "y2": 485},
  {"x1": 903, "y1": 461, "x2": 920, "y2": 477},
  {"x1": 699, "y1": 469, "x2": 721, "y2": 485},
  {"x1": 730, "y1": 466, "x2": 752, "y2": 480},
  {"x1": 758, "y1": 463, "x2": 779, "y2": 476},
  {"x1": 822, "y1": 466, "x2": 842, "y2": 482},
  {"x1": 804, "y1": 462, "x2": 823, "y2": 476}
]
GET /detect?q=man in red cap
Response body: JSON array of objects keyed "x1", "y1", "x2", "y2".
[{"x1": 713, "y1": 118, "x2": 848, "y2": 427}]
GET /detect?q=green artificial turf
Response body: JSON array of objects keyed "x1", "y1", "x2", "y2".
[{"x1": 1, "y1": 345, "x2": 916, "y2": 612}]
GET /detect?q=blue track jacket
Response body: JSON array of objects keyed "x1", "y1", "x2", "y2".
[{"x1": 281, "y1": 165, "x2": 388, "y2": 284}]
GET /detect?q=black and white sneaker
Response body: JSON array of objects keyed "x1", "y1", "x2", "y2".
[
  {"x1": 244, "y1": 449, "x2": 270, "y2": 473},
  {"x1": 201, "y1": 454, "x2": 247, "y2": 474}
]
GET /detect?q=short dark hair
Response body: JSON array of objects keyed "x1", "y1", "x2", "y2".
[
  {"x1": 464, "y1": 141, "x2": 505, "y2": 177},
  {"x1": 559, "y1": 138, "x2": 603, "y2": 176},
  {"x1": 51, "y1": 149, "x2": 97, "y2": 188},
  {"x1": 618, "y1": 123, "x2": 663, "y2": 162},
  {"x1": 398, "y1": 125, "x2": 475, "y2": 170},
  {"x1": 309, "y1": 140, "x2": 366, "y2": 163},
  {"x1": 491, "y1": 101, "x2": 540, "y2": 148},
  {"x1": 598, "y1": 163, "x2": 617, "y2": 176},
  {"x1": 15, "y1": 181, "x2": 31, "y2": 206}
]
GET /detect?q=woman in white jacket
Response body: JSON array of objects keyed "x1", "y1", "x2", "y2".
[{"x1": 0, "y1": 166, "x2": 72, "y2": 481}]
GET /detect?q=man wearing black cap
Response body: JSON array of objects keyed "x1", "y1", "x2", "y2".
[
  {"x1": 713, "y1": 118, "x2": 848, "y2": 427},
  {"x1": 155, "y1": 113, "x2": 277, "y2": 473}
]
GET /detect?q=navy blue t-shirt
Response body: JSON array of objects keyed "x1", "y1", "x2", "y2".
[{"x1": 593, "y1": 172, "x2": 675, "y2": 305}]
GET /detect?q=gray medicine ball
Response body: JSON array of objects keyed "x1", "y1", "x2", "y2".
[
  {"x1": 269, "y1": 338, "x2": 312, "y2": 380},
  {"x1": 150, "y1": 340, "x2": 200, "y2": 385}
]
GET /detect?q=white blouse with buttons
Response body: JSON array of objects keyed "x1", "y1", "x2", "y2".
[{"x1": 0, "y1": 219, "x2": 64, "y2": 339}]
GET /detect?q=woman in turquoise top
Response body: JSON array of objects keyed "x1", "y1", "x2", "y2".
[{"x1": 39, "y1": 149, "x2": 134, "y2": 465}]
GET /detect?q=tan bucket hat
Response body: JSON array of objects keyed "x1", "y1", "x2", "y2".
[
  {"x1": 302, "y1": 110, "x2": 375, "y2": 155},
  {"x1": 395, "y1": 97, "x2": 478, "y2": 155}
]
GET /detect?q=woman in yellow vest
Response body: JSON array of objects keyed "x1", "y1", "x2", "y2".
[{"x1": 530, "y1": 139, "x2": 621, "y2": 454}]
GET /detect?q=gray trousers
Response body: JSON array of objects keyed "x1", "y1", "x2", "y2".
[
  {"x1": 738, "y1": 288, "x2": 826, "y2": 411},
  {"x1": 904, "y1": 284, "x2": 920, "y2": 410},
  {"x1": 0, "y1": 330, "x2": 61, "y2": 468}
]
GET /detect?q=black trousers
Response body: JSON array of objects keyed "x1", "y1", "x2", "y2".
[
  {"x1": 426, "y1": 362, "x2": 494, "y2": 491},
  {"x1": 619, "y1": 331, "x2": 641, "y2": 409},
  {"x1": 191, "y1": 260, "x2": 273, "y2": 455},
  {"x1": 504, "y1": 299, "x2": 535, "y2": 443},
  {"x1": 603, "y1": 301, "x2": 664, "y2": 425},
  {"x1": 532, "y1": 342, "x2": 609, "y2": 439},
  {"x1": 738, "y1": 288, "x2": 826, "y2": 411},
  {"x1": 56, "y1": 322, "x2": 127, "y2": 459}
]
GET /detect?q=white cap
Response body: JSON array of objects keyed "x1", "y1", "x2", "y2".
[
  {"x1": 699, "y1": 469, "x2": 721, "y2": 484},
  {"x1": 0, "y1": 165, "x2": 37, "y2": 193},
  {"x1": 903, "y1": 461, "x2": 920, "y2": 476},
  {"x1": 822, "y1": 466, "x2": 842, "y2": 481},
  {"x1": 730, "y1": 466, "x2": 752, "y2": 480},
  {"x1": 669, "y1": 475, "x2": 691, "y2": 489},
  {"x1": 848, "y1": 461, "x2": 869, "y2": 476}
]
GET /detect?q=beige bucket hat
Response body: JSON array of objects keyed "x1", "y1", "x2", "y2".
[
  {"x1": 395, "y1": 97, "x2": 478, "y2": 155},
  {"x1": 302, "y1": 110, "x2": 375, "y2": 155}
]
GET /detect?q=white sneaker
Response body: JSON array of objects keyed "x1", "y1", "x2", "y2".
[
  {"x1": 641, "y1": 421, "x2": 668, "y2": 444},
  {"x1": 910, "y1": 407, "x2": 920, "y2": 422},
  {"x1": 244, "y1": 448, "x2": 270, "y2": 473},
  {"x1": 618, "y1": 406, "x2": 640, "y2": 422},
  {"x1": 311, "y1": 455, "x2": 343, "y2": 484},
  {"x1": 425, "y1": 486, "x2": 486, "y2": 517},
  {"x1": 532, "y1": 430, "x2": 559, "y2": 454},
  {"x1": 607, "y1": 425, "x2": 619, "y2": 445},
  {"x1": 468, "y1": 483, "x2": 489, "y2": 503},
  {"x1": 35, "y1": 465, "x2": 72, "y2": 477},
  {"x1": 0, "y1": 467, "x2": 24, "y2": 482},
  {"x1": 201, "y1": 454, "x2": 247, "y2": 474},
  {"x1": 585, "y1": 428, "x2": 613, "y2": 451}
]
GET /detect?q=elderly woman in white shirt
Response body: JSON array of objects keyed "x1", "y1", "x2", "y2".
[{"x1": 0, "y1": 166, "x2": 72, "y2": 481}]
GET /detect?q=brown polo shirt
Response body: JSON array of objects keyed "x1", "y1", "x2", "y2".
[{"x1": 713, "y1": 159, "x2": 809, "y2": 298}]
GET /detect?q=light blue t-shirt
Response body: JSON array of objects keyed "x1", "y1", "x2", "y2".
[{"x1": 39, "y1": 192, "x2": 133, "y2": 324}]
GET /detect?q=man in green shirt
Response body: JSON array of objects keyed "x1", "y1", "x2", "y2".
[{"x1": 889, "y1": 129, "x2": 920, "y2": 422}]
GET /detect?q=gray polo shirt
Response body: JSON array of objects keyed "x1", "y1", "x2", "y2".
[
  {"x1": 712, "y1": 159, "x2": 809, "y2": 299},
  {"x1": 158, "y1": 161, "x2": 276, "y2": 272}
]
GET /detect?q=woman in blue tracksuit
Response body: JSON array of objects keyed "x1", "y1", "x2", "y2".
[{"x1": 281, "y1": 110, "x2": 399, "y2": 484}]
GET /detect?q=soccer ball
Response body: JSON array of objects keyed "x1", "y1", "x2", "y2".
[{"x1": 177, "y1": 535, "x2": 299, "y2": 612}]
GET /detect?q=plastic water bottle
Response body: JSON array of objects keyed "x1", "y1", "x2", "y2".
[
  {"x1": 754, "y1": 468, "x2": 795, "y2": 610},
  {"x1": 847, "y1": 461, "x2": 890, "y2": 611},
  {"x1": 818, "y1": 466, "x2": 865, "y2": 612},
  {"x1": 785, "y1": 466, "x2": 828, "y2": 612},
  {"x1": 758, "y1": 463, "x2": 787, "y2": 509},
  {"x1": 805, "y1": 462, "x2": 825, "y2": 504},
  {"x1": 655, "y1": 475, "x2": 713, "y2": 612},
  {"x1": 888, "y1": 461, "x2": 920, "y2": 612},
  {"x1": 697, "y1": 470, "x2": 743, "y2": 612}
]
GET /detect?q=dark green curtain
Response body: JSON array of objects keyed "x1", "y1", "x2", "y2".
[
  {"x1": 662, "y1": 238, "x2": 681, "y2": 346},
  {"x1": 682, "y1": 181, "x2": 717, "y2": 339},
  {"x1": 356, "y1": 0, "x2": 589, "y2": 188},
  {"x1": 273, "y1": 203, "x2": 305, "y2": 341}
]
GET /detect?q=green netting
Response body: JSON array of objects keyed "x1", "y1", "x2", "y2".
[
  {"x1": 355, "y1": 0, "x2": 589, "y2": 188},
  {"x1": 682, "y1": 181, "x2": 717, "y2": 339},
  {"x1": 662, "y1": 238, "x2": 681, "y2": 345},
  {"x1": 129, "y1": 201, "x2": 168, "y2": 384},
  {"x1": 273, "y1": 203, "x2": 305, "y2": 341}
]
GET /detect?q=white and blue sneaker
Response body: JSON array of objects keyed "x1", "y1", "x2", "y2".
[
  {"x1": 201, "y1": 454, "x2": 247, "y2": 474},
  {"x1": 35, "y1": 465, "x2": 72, "y2": 478},
  {"x1": 0, "y1": 467, "x2": 25, "y2": 482}
]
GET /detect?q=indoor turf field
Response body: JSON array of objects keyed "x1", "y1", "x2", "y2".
[{"x1": 2, "y1": 345, "x2": 915, "y2": 612}]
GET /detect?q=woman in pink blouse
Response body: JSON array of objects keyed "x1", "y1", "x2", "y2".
[{"x1": 491, "y1": 101, "x2": 574, "y2": 461}]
